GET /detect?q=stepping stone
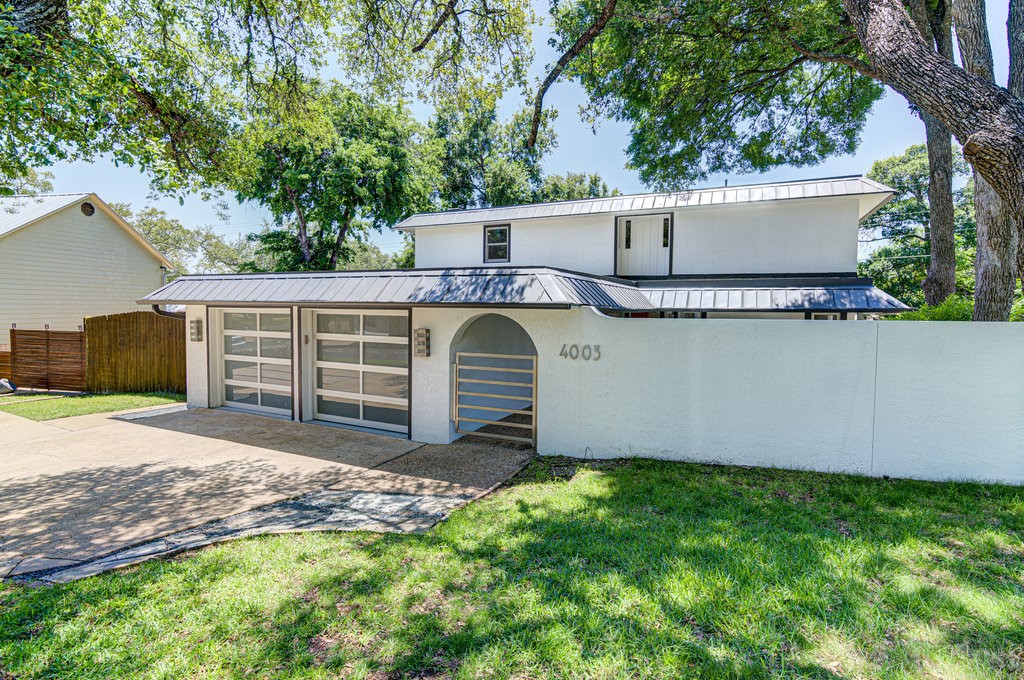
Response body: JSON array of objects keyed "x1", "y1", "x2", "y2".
[
  {"x1": 9, "y1": 557, "x2": 80, "y2": 578},
  {"x1": 346, "y1": 492, "x2": 420, "y2": 519}
]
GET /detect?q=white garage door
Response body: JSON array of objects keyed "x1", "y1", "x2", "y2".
[
  {"x1": 312, "y1": 310, "x2": 409, "y2": 433},
  {"x1": 219, "y1": 309, "x2": 293, "y2": 417}
]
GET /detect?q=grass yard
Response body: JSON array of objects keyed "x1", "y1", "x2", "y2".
[
  {"x1": 2, "y1": 458, "x2": 1023, "y2": 679},
  {"x1": 0, "y1": 391, "x2": 184, "y2": 421}
]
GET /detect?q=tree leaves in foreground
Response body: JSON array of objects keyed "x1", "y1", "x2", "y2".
[
  {"x1": 0, "y1": 0, "x2": 533, "y2": 195},
  {"x1": 546, "y1": 0, "x2": 884, "y2": 188}
]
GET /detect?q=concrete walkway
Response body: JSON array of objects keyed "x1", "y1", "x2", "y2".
[{"x1": 0, "y1": 408, "x2": 531, "y2": 582}]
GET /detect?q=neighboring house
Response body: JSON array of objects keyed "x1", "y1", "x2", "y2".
[
  {"x1": 0, "y1": 193, "x2": 171, "y2": 346},
  {"x1": 141, "y1": 175, "x2": 1024, "y2": 483}
]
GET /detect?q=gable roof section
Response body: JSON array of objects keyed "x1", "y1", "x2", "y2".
[
  {"x1": 141, "y1": 267, "x2": 910, "y2": 314},
  {"x1": 0, "y1": 193, "x2": 172, "y2": 268},
  {"x1": 395, "y1": 176, "x2": 895, "y2": 231}
]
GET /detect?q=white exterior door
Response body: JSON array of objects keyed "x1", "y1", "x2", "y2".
[
  {"x1": 617, "y1": 214, "x2": 671, "y2": 276},
  {"x1": 310, "y1": 309, "x2": 410, "y2": 433},
  {"x1": 218, "y1": 309, "x2": 293, "y2": 417}
]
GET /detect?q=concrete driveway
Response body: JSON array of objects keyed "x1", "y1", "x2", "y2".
[{"x1": 0, "y1": 407, "x2": 531, "y2": 581}]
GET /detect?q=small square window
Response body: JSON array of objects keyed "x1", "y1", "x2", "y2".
[{"x1": 484, "y1": 225, "x2": 509, "y2": 262}]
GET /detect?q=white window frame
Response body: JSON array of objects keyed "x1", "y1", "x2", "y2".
[
  {"x1": 308, "y1": 309, "x2": 410, "y2": 434},
  {"x1": 484, "y1": 224, "x2": 510, "y2": 263},
  {"x1": 217, "y1": 308, "x2": 294, "y2": 417},
  {"x1": 811, "y1": 313, "x2": 841, "y2": 320}
]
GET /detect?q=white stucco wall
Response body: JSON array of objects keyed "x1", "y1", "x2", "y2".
[
  {"x1": 184, "y1": 305, "x2": 210, "y2": 408},
  {"x1": 410, "y1": 196, "x2": 861, "y2": 275},
  {"x1": 410, "y1": 307, "x2": 1024, "y2": 484}
]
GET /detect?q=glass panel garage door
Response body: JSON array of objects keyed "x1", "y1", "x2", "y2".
[
  {"x1": 220, "y1": 309, "x2": 292, "y2": 416},
  {"x1": 312, "y1": 310, "x2": 409, "y2": 433}
]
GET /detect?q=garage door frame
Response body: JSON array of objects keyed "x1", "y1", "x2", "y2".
[
  {"x1": 300, "y1": 307, "x2": 411, "y2": 435},
  {"x1": 210, "y1": 307, "x2": 295, "y2": 418}
]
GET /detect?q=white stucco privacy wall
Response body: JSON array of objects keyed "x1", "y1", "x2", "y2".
[
  {"x1": 411, "y1": 307, "x2": 1024, "y2": 484},
  {"x1": 184, "y1": 305, "x2": 210, "y2": 409}
]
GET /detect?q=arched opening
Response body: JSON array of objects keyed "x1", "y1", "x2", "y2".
[{"x1": 450, "y1": 314, "x2": 538, "y2": 446}]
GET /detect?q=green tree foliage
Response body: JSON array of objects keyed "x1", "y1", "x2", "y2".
[
  {"x1": 536, "y1": 172, "x2": 620, "y2": 202},
  {"x1": 545, "y1": 0, "x2": 884, "y2": 188},
  {"x1": 857, "y1": 144, "x2": 975, "y2": 307},
  {"x1": 113, "y1": 203, "x2": 257, "y2": 277},
  {"x1": 1, "y1": 168, "x2": 54, "y2": 196},
  {"x1": 431, "y1": 99, "x2": 616, "y2": 208},
  {"x1": 1, "y1": 0, "x2": 532, "y2": 195},
  {"x1": 236, "y1": 85, "x2": 438, "y2": 271}
]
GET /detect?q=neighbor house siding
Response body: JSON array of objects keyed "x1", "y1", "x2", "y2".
[{"x1": 0, "y1": 203, "x2": 166, "y2": 345}]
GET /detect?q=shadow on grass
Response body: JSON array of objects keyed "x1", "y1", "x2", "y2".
[{"x1": 2, "y1": 458, "x2": 1023, "y2": 678}]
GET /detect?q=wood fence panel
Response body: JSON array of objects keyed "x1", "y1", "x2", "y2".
[
  {"x1": 85, "y1": 311, "x2": 185, "y2": 393},
  {"x1": 10, "y1": 330, "x2": 86, "y2": 391},
  {"x1": 0, "y1": 347, "x2": 10, "y2": 379}
]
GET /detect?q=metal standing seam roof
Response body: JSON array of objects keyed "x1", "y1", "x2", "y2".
[
  {"x1": 394, "y1": 176, "x2": 895, "y2": 230},
  {"x1": 141, "y1": 268, "x2": 654, "y2": 309},
  {"x1": 639, "y1": 281, "x2": 909, "y2": 313},
  {"x1": 141, "y1": 268, "x2": 910, "y2": 314}
]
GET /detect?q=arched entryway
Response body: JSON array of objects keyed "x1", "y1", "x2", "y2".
[{"x1": 450, "y1": 314, "x2": 538, "y2": 445}]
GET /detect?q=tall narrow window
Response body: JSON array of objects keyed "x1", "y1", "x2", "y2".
[
  {"x1": 624, "y1": 220, "x2": 632, "y2": 249},
  {"x1": 484, "y1": 225, "x2": 510, "y2": 262},
  {"x1": 663, "y1": 217, "x2": 670, "y2": 247}
]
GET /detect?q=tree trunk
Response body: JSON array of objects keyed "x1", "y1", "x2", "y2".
[
  {"x1": 922, "y1": 113, "x2": 957, "y2": 304},
  {"x1": 1010, "y1": 0, "x2": 1024, "y2": 282},
  {"x1": 952, "y1": 0, "x2": 1019, "y2": 320},
  {"x1": 909, "y1": 4, "x2": 957, "y2": 305},
  {"x1": 840, "y1": 0, "x2": 1024, "y2": 318},
  {"x1": 329, "y1": 211, "x2": 354, "y2": 269}
]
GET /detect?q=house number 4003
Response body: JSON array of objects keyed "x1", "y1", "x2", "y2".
[{"x1": 559, "y1": 344, "x2": 601, "y2": 361}]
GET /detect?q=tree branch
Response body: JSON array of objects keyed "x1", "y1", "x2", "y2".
[
  {"x1": 412, "y1": 0, "x2": 458, "y2": 53},
  {"x1": 527, "y1": 0, "x2": 618, "y2": 147},
  {"x1": 788, "y1": 38, "x2": 879, "y2": 78}
]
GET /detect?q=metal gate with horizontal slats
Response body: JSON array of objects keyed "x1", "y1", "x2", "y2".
[{"x1": 453, "y1": 352, "x2": 536, "y2": 445}]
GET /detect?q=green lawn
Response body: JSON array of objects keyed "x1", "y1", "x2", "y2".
[
  {"x1": 0, "y1": 391, "x2": 184, "y2": 420},
  {"x1": 2, "y1": 458, "x2": 1023, "y2": 679}
]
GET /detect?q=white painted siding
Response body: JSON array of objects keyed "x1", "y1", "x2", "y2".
[
  {"x1": 414, "y1": 216, "x2": 615, "y2": 274},
  {"x1": 412, "y1": 196, "x2": 861, "y2": 276},
  {"x1": 0, "y1": 203, "x2": 166, "y2": 345},
  {"x1": 616, "y1": 214, "x2": 670, "y2": 276}
]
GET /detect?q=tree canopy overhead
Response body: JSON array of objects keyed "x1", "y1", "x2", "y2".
[
  {"x1": 545, "y1": 0, "x2": 885, "y2": 188},
  {"x1": 0, "y1": 0, "x2": 533, "y2": 194}
]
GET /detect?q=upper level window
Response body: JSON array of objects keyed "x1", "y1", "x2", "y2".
[{"x1": 484, "y1": 224, "x2": 510, "y2": 262}]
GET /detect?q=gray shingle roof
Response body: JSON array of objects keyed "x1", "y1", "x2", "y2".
[
  {"x1": 395, "y1": 176, "x2": 894, "y2": 230},
  {"x1": 141, "y1": 268, "x2": 910, "y2": 314}
]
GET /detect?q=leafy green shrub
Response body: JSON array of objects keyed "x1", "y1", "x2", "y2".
[
  {"x1": 1011, "y1": 297, "x2": 1024, "y2": 322},
  {"x1": 892, "y1": 295, "x2": 975, "y2": 321}
]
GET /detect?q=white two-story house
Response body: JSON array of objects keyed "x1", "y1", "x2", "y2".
[{"x1": 143, "y1": 175, "x2": 916, "y2": 464}]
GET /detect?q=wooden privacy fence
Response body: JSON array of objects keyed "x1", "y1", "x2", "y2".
[
  {"x1": 10, "y1": 330, "x2": 87, "y2": 391},
  {"x1": 85, "y1": 311, "x2": 185, "y2": 393},
  {"x1": 2, "y1": 312, "x2": 185, "y2": 393},
  {"x1": 0, "y1": 345, "x2": 11, "y2": 380}
]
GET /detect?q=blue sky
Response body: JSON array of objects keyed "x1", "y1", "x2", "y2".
[{"x1": 45, "y1": 1, "x2": 1011, "y2": 255}]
